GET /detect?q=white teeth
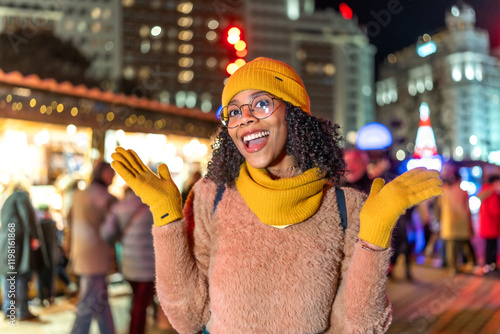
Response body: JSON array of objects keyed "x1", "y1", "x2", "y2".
[{"x1": 243, "y1": 131, "x2": 270, "y2": 143}]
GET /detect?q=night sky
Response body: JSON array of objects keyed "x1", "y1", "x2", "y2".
[{"x1": 315, "y1": 0, "x2": 500, "y2": 66}]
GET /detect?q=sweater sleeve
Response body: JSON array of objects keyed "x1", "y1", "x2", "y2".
[
  {"x1": 329, "y1": 188, "x2": 392, "y2": 334},
  {"x1": 152, "y1": 179, "x2": 215, "y2": 334}
]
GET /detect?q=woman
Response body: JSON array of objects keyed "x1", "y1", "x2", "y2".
[
  {"x1": 111, "y1": 57, "x2": 442, "y2": 333},
  {"x1": 0, "y1": 178, "x2": 41, "y2": 321}
]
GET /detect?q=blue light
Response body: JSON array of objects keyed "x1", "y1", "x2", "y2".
[
  {"x1": 417, "y1": 41, "x2": 437, "y2": 57},
  {"x1": 356, "y1": 122, "x2": 393, "y2": 150},
  {"x1": 216, "y1": 105, "x2": 222, "y2": 120}
]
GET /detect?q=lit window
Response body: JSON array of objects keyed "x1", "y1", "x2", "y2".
[
  {"x1": 206, "y1": 31, "x2": 217, "y2": 41},
  {"x1": 179, "y1": 57, "x2": 194, "y2": 68},
  {"x1": 159, "y1": 91, "x2": 170, "y2": 103},
  {"x1": 91, "y1": 7, "x2": 101, "y2": 19},
  {"x1": 389, "y1": 89, "x2": 397, "y2": 102},
  {"x1": 178, "y1": 70, "x2": 194, "y2": 83},
  {"x1": 382, "y1": 92, "x2": 390, "y2": 105},
  {"x1": 323, "y1": 64, "x2": 335, "y2": 76},
  {"x1": 176, "y1": 91, "x2": 186, "y2": 107},
  {"x1": 91, "y1": 22, "x2": 101, "y2": 33},
  {"x1": 465, "y1": 64, "x2": 474, "y2": 80},
  {"x1": 185, "y1": 92, "x2": 197, "y2": 108},
  {"x1": 408, "y1": 82, "x2": 417, "y2": 96},
  {"x1": 178, "y1": 44, "x2": 193, "y2": 54},
  {"x1": 139, "y1": 25, "x2": 149, "y2": 38},
  {"x1": 475, "y1": 64, "x2": 483, "y2": 81},
  {"x1": 296, "y1": 49, "x2": 307, "y2": 61},
  {"x1": 141, "y1": 40, "x2": 151, "y2": 53},
  {"x1": 207, "y1": 19, "x2": 219, "y2": 29},
  {"x1": 425, "y1": 79, "x2": 433, "y2": 90},
  {"x1": 376, "y1": 94, "x2": 384, "y2": 106},
  {"x1": 305, "y1": 63, "x2": 317, "y2": 74},
  {"x1": 473, "y1": 147, "x2": 482, "y2": 159},
  {"x1": 77, "y1": 21, "x2": 87, "y2": 32},
  {"x1": 178, "y1": 17, "x2": 193, "y2": 28},
  {"x1": 452, "y1": 67, "x2": 462, "y2": 82},
  {"x1": 138, "y1": 67, "x2": 150, "y2": 79},
  {"x1": 178, "y1": 30, "x2": 193, "y2": 41},
  {"x1": 177, "y1": 2, "x2": 193, "y2": 14},
  {"x1": 151, "y1": 26, "x2": 162, "y2": 37},
  {"x1": 206, "y1": 57, "x2": 217, "y2": 68},
  {"x1": 416, "y1": 81, "x2": 425, "y2": 94},
  {"x1": 123, "y1": 66, "x2": 135, "y2": 80}
]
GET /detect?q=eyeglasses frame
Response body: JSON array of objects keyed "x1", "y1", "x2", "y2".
[{"x1": 220, "y1": 93, "x2": 283, "y2": 128}]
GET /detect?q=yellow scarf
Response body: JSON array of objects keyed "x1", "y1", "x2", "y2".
[{"x1": 235, "y1": 161, "x2": 327, "y2": 227}]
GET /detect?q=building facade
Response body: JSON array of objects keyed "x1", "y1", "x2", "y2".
[
  {"x1": 244, "y1": 0, "x2": 375, "y2": 135},
  {"x1": 0, "y1": 0, "x2": 122, "y2": 90},
  {"x1": 376, "y1": 2, "x2": 500, "y2": 163}
]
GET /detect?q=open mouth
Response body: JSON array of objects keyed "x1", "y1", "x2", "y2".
[{"x1": 242, "y1": 130, "x2": 270, "y2": 149}]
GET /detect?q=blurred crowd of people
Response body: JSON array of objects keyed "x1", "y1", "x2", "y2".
[
  {"x1": 341, "y1": 147, "x2": 500, "y2": 279},
  {"x1": 0, "y1": 160, "x2": 165, "y2": 334}
]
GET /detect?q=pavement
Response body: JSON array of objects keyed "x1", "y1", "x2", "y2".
[{"x1": 1, "y1": 281, "x2": 178, "y2": 334}]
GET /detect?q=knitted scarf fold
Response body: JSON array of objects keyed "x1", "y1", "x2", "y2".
[{"x1": 235, "y1": 161, "x2": 327, "y2": 227}]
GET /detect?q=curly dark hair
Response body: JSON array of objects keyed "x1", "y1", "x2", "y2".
[{"x1": 205, "y1": 102, "x2": 346, "y2": 186}]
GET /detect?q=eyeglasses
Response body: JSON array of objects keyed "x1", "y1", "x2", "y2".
[{"x1": 220, "y1": 93, "x2": 282, "y2": 128}]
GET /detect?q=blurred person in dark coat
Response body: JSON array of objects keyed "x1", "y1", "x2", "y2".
[
  {"x1": 0, "y1": 178, "x2": 42, "y2": 321},
  {"x1": 68, "y1": 161, "x2": 117, "y2": 334},
  {"x1": 33, "y1": 204, "x2": 58, "y2": 306},
  {"x1": 101, "y1": 186, "x2": 155, "y2": 334}
]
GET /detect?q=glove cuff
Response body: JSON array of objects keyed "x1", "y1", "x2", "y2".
[
  {"x1": 150, "y1": 199, "x2": 183, "y2": 227},
  {"x1": 359, "y1": 214, "x2": 393, "y2": 248}
]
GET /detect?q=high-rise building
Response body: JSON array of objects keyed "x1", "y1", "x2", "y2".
[
  {"x1": 120, "y1": 0, "x2": 242, "y2": 114},
  {"x1": 244, "y1": 0, "x2": 375, "y2": 135},
  {"x1": 0, "y1": 0, "x2": 122, "y2": 90},
  {"x1": 376, "y1": 2, "x2": 500, "y2": 163}
]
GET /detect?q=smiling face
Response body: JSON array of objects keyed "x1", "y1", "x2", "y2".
[{"x1": 227, "y1": 89, "x2": 296, "y2": 170}]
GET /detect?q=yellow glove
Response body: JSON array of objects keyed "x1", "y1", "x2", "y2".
[
  {"x1": 359, "y1": 167, "x2": 443, "y2": 248},
  {"x1": 110, "y1": 147, "x2": 183, "y2": 226}
]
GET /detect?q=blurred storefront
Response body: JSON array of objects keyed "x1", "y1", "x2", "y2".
[{"x1": 0, "y1": 69, "x2": 220, "y2": 216}]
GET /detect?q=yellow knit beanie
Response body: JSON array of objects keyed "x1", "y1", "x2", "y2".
[{"x1": 221, "y1": 57, "x2": 311, "y2": 115}]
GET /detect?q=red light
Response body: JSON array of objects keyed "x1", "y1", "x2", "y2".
[
  {"x1": 339, "y1": 3, "x2": 353, "y2": 20},
  {"x1": 228, "y1": 27, "x2": 241, "y2": 36},
  {"x1": 236, "y1": 49, "x2": 248, "y2": 58},
  {"x1": 227, "y1": 27, "x2": 241, "y2": 44},
  {"x1": 234, "y1": 40, "x2": 246, "y2": 51}
]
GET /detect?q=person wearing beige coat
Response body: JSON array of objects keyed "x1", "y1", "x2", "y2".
[
  {"x1": 439, "y1": 166, "x2": 476, "y2": 275},
  {"x1": 68, "y1": 161, "x2": 117, "y2": 334}
]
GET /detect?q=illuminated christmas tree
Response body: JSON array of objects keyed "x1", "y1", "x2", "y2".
[{"x1": 407, "y1": 102, "x2": 442, "y2": 171}]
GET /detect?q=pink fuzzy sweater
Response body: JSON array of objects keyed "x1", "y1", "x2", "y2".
[{"x1": 153, "y1": 178, "x2": 392, "y2": 333}]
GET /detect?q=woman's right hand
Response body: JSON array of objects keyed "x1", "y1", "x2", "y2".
[{"x1": 111, "y1": 147, "x2": 183, "y2": 226}]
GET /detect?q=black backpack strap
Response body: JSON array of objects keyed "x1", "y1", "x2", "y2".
[
  {"x1": 335, "y1": 188, "x2": 348, "y2": 231},
  {"x1": 213, "y1": 184, "x2": 226, "y2": 214}
]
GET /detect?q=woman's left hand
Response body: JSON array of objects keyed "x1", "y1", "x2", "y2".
[{"x1": 359, "y1": 167, "x2": 443, "y2": 248}]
